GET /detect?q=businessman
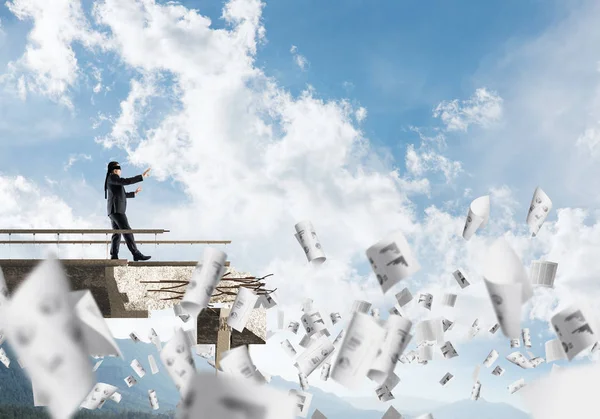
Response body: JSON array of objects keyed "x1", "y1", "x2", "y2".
[{"x1": 104, "y1": 161, "x2": 152, "y2": 261}]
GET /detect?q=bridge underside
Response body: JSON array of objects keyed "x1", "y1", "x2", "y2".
[{"x1": 0, "y1": 259, "x2": 265, "y2": 347}]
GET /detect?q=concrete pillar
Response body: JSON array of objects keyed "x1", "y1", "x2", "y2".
[{"x1": 215, "y1": 308, "x2": 231, "y2": 373}]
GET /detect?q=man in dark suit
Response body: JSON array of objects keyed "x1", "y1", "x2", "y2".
[{"x1": 104, "y1": 161, "x2": 152, "y2": 261}]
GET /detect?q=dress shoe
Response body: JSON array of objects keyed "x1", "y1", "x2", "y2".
[
  {"x1": 111, "y1": 255, "x2": 119, "y2": 260},
  {"x1": 133, "y1": 253, "x2": 151, "y2": 261}
]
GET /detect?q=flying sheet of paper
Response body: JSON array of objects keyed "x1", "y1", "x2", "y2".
[
  {"x1": 415, "y1": 318, "x2": 444, "y2": 345},
  {"x1": 489, "y1": 323, "x2": 500, "y2": 334},
  {"x1": 351, "y1": 300, "x2": 372, "y2": 314},
  {"x1": 80, "y1": 383, "x2": 118, "y2": 410},
  {"x1": 470, "y1": 380, "x2": 482, "y2": 401},
  {"x1": 257, "y1": 292, "x2": 278, "y2": 310},
  {"x1": 295, "y1": 220, "x2": 326, "y2": 265},
  {"x1": 148, "y1": 354, "x2": 159, "y2": 374},
  {"x1": 302, "y1": 299, "x2": 314, "y2": 313},
  {"x1": 110, "y1": 392, "x2": 121, "y2": 403},
  {"x1": 483, "y1": 349, "x2": 499, "y2": 367},
  {"x1": 330, "y1": 312, "x2": 341, "y2": 325},
  {"x1": 483, "y1": 237, "x2": 532, "y2": 339},
  {"x1": 92, "y1": 359, "x2": 103, "y2": 372},
  {"x1": 526, "y1": 187, "x2": 552, "y2": 237},
  {"x1": 294, "y1": 334, "x2": 335, "y2": 377},
  {"x1": 220, "y1": 345, "x2": 265, "y2": 385},
  {"x1": 321, "y1": 362, "x2": 331, "y2": 381},
  {"x1": 377, "y1": 371, "x2": 400, "y2": 395},
  {"x1": 389, "y1": 305, "x2": 404, "y2": 317},
  {"x1": 442, "y1": 318, "x2": 454, "y2": 332},
  {"x1": 129, "y1": 332, "x2": 141, "y2": 343},
  {"x1": 332, "y1": 329, "x2": 344, "y2": 348},
  {"x1": 281, "y1": 339, "x2": 297, "y2": 358},
  {"x1": 375, "y1": 385, "x2": 394, "y2": 402},
  {"x1": 440, "y1": 372, "x2": 454, "y2": 387},
  {"x1": 299, "y1": 333, "x2": 318, "y2": 349},
  {"x1": 312, "y1": 409, "x2": 328, "y2": 419},
  {"x1": 382, "y1": 405, "x2": 403, "y2": 419},
  {"x1": 330, "y1": 312, "x2": 386, "y2": 389},
  {"x1": 492, "y1": 366, "x2": 505, "y2": 376},
  {"x1": 522, "y1": 362, "x2": 600, "y2": 419},
  {"x1": 418, "y1": 343, "x2": 434, "y2": 362},
  {"x1": 371, "y1": 308, "x2": 380, "y2": 319},
  {"x1": 195, "y1": 344, "x2": 215, "y2": 359},
  {"x1": 395, "y1": 288, "x2": 413, "y2": 307},
  {"x1": 227, "y1": 286, "x2": 259, "y2": 333},
  {"x1": 124, "y1": 375, "x2": 137, "y2": 387},
  {"x1": 468, "y1": 318, "x2": 481, "y2": 339},
  {"x1": 462, "y1": 195, "x2": 490, "y2": 240},
  {"x1": 301, "y1": 311, "x2": 330, "y2": 337},
  {"x1": 69, "y1": 290, "x2": 123, "y2": 358},
  {"x1": 130, "y1": 359, "x2": 146, "y2": 378},
  {"x1": 149, "y1": 328, "x2": 162, "y2": 352},
  {"x1": 160, "y1": 328, "x2": 196, "y2": 394},
  {"x1": 508, "y1": 378, "x2": 526, "y2": 394},
  {"x1": 440, "y1": 341, "x2": 458, "y2": 359},
  {"x1": 0, "y1": 347, "x2": 10, "y2": 368},
  {"x1": 173, "y1": 303, "x2": 191, "y2": 323},
  {"x1": 148, "y1": 389, "x2": 159, "y2": 410},
  {"x1": 530, "y1": 357, "x2": 545, "y2": 368},
  {"x1": 472, "y1": 364, "x2": 481, "y2": 382},
  {"x1": 299, "y1": 372, "x2": 310, "y2": 391},
  {"x1": 178, "y1": 371, "x2": 296, "y2": 419},
  {"x1": 529, "y1": 260, "x2": 558, "y2": 288},
  {"x1": 510, "y1": 338, "x2": 521, "y2": 348},
  {"x1": 367, "y1": 315, "x2": 412, "y2": 385},
  {"x1": 366, "y1": 231, "x2": 421, "y2": 294},
  {"x1": 452, "y1": 269, "x2": 470, "y2": 288},
  {"x1": 0, "y1": 255, "x2": 94, "y2": 419},
  {"x1": 522, "y1": 328, "x2": 532, "y2": 347},
  {"x1": 506, "y1": 351, "x2": 534, "y2": 369},
  {"x1": 550, "y1": 304, "x2": 599, "y2": 361},
  {"x1": 287, "y1": 321, "x2": 300, "y2": 334},
  {"x1": 442, "y1": 293, "x2": 457, "y2": 307},
  {"x1": 180, "y1": 247, "x2": 227, "y2": 318},
  {"x1": 417, "y1": 293, "x2": 433, "y2": 310},
  {"x1": 289, "y1": 389, "x2": 313, "y2": 418},
  {"x1": 415, "y1": 414, "x2": 433, "y2": 419}
]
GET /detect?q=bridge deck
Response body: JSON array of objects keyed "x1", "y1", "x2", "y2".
[{"x1": 0, "y1": 259, "x2": 230, "y2": 267}]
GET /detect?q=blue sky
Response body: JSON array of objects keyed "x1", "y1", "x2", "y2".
[{"x1": 2, "y1": 0, "x2": 600, "y2": 417}]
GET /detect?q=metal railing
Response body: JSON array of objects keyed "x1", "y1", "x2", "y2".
[{"x1": 0, "y1": 229, "x2": 231, "y2": 259}]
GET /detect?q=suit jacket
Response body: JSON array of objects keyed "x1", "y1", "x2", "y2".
[{"x1": 106, "y1": 174, "x2": 144, "y2": 215}]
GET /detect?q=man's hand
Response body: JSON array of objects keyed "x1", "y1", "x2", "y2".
[
  {"x1": 142, "y1": 168, "x2": 151, "y2": 178},
  {"x1": 135, "y1": 187, "x2": 142, "y2": 195}
]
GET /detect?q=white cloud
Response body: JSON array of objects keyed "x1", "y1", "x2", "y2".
[
  {"x1": 95, "y1": 76, "x2": 157, "y2": 150},
  {"x1": 290, "y1": 44, "x2": 309, "y2": 70},
  {"x1": 7, "y1": 0, "x2": 600, "y2": 407},
  {"x1": 355, "y1": 106, "x2": 367, "y2": 122},
  {"x1": 63, "y1": 153, "x2": 92, "y2": 171},
  {"x1": 404, "y1": 129, "x2": 462, "y2": 183},
  {"x1": 576, "y1": 125, "x2": 600, "y2": 158},
  {"x1": 3, "y1": 0, "x2": 108, "y2": 108},
  {"x1": 433, "y1": 87, "x2": 503, "y2": 132}
]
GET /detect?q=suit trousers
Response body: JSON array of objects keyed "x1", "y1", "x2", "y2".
[{"x1": 108, "y1": 212, "x2": 140, "y2": 257}]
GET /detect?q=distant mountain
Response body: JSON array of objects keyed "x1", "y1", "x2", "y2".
[
  {"x1": 427, "y1": 399, "x2": 531, "y2": 419},
  {"x1": 268, "y1": 375, "x2": 384, "y2": 419},
  {"x1": 344, "y1": 395, "x2": 447, "y2": 416},
  {"x1": 0, "y1": 338, "x2": 213, "y2": 416},
  {"x1": 0, "y1": 339, "x2": 532, "y2": 419}
]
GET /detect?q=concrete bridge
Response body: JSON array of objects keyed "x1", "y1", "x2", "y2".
[{"x1": 0, "y1": 229, "x2": 267, "y2": 365}]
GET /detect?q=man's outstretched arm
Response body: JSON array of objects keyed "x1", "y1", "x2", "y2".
[{"x1": 107, "y1": 173, "x2": 143, "y2": 186}]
